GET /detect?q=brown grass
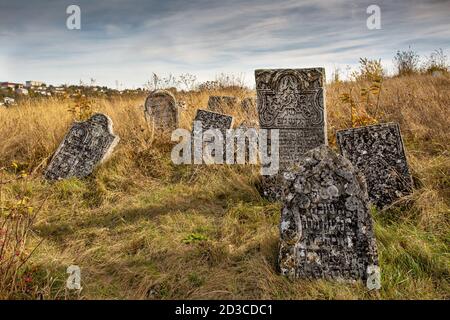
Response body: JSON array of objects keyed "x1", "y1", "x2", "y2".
[{"x1": 0, "y1": 74, "x2": 448, "y2": 299}]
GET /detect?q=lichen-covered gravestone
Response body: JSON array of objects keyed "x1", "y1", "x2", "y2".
[
  {"x1": 44, "y1": 113, "x2": 120, "y2": 181},
  {"x1": 279, "y1": 146, "x2": 379, "y2": 287},
  {"x1": 255, "y1": 68, "x2": 327, "y2": 200},
  {"x1": 207, "y1": 96, "x2": 237, "y2": 113},
  {"x1": 336, "y1": 123, "x2": 413, "y2": 209},
  {"x1": 144, "y1": 90, "x2": 178, "y2": 132}
]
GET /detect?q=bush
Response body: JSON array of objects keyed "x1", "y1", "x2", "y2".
[
  {"x1": 0, "y1": 167, "x2": 41, "y2": 299},
  {"x1": 394, "y1": 48, "x2": 420, "y2": 76},
  {"x1": 422, "y1": 49, "x2": 448, "y2": 74}
]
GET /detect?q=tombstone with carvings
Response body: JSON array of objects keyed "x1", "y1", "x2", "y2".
[
  {"x1": 336, "y1": 123, "x2": 413, "y2": 209},
  {"x1": 44, "y1": 113, "x2": 120, "y2": 180},
  {"x1": 255, "y1": 68, "x2": 327, "y2": 200},
  {"x1": 279, "y1": 145, "x2": 380, "y2": 288},
  {"x1": 144, "y1": 90, "x2": 178, "y2": 132}
]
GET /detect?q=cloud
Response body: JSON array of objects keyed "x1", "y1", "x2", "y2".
[{"x1": 1, "y1": 0, "x2": 449, "y2": 87}]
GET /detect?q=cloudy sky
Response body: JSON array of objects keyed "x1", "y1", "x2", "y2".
[{"x1": 1, "y1": 0, "x2": 449, "y2": 88}]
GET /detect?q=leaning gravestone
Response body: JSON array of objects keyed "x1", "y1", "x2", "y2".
[
  {"x1": 44, "y1": 113, "x2": 120, "y2": 181},
  {"x1": 279, "y1": 145, "x2": 379, "y2": 287},
  {"x1": 144, "y1": 90, "x2": 178, "y2": 132},
  {"x1": 336, "y1": 123, "x2": 413, "y2": 209},
  {"x1": 193, "y1": 109, "x2": 233, "y2": 135},
  {"x1": 207, "y1": 96, "x2": 237, "y2": 113},
  {"x1": 255, "y1": 68, "x2": 327, "y2": 200}
]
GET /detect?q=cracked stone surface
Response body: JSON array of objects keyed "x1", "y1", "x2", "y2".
[
  {"x1": 44, "y1": 113, "x2": 119, "y2": 181},
  {"x1": 336, "y1": 123, "x2": 413, "y2": 209},
  {"x1": 279, "y1": 145, "x2": 379, "y2": 281},
  {"x1": 144, "y1": 90, "x2": 178, "y2": 132}
]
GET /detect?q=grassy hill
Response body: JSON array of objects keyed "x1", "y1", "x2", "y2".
[{"x1": 0, "y1": 74, "x2": 448, "y2": 299}]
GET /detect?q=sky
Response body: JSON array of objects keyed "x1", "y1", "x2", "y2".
[{"x1": 0, "y1": 0, "x2": 449, "y2": 88}]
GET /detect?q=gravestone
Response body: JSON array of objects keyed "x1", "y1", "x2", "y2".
[
  {"x1": 279, "y1": 145, "x2": 379, "y2": 286},
  {"x1": 44, "y1": 113, "x2": 120, "y2": 181},
  {"x1": 144, "y1": 90, "x2": 178, "y2": 131},
  {"x1": 255, "y1": 68, "x2": 327, "y2": 200},
  {"x1": 336, "y1": 123, "x2": 413, "y2": 209},
  {"x1": 207, "y1": 96, "x2": 237, "y2": 113},
  {"x1": 193, "y1": 109, "x2": 233, "y2": 135},
  {"x1": 192, "y1": 109, "x2": 233, "y2": 163}
]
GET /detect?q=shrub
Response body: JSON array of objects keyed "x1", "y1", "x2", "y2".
[
  {"x1": 394, "y1": 48, "x2": 420, "y2": 76},
  {"x1": 422, "y1": 48, "x2": 448, "y2": 74},
  {"x1": 0, "y1": 166, "x2": 42, "y2": 299}
]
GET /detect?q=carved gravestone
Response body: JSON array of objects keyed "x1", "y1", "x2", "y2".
[
  {"x1": 193, "y1": 109, "x2": 233, "y2": 135},
  {"x1": 207, "y1": 96, "x2": 237, "y2": 113},
  {"x1": 144, "y1": 90, "x2": 178, "y2": 131},
  {"x1": 336, "y1": 123, "x2": 413, "y2": 209},
  {"x1": 192, "y1": 109, "x2": 233, "y2": 163},
  {"x1": 279, "y1": 145, "x2": 379, "y2": 286},
  {"x1": 44, "y1": 113, "x2": 120, "y2": 180},
  {"x1": 255, "y1": 68, "x2": 327, "y2": 200}
]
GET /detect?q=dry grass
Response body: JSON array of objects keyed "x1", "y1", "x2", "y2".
[{"x1": 0, "y1": 74, "x2": 448, "y2": 299}]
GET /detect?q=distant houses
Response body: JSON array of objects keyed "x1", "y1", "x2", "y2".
[
  {"x1": 15, "y1": 88, "x2": 29, "y2": 95},
  {"x1": 0, "y1": 80, "x2": 145, "y2": 106},
  {"x1": 0, "y1": 82, "x2": 23, "y2": 89},
  {"x1": 25, "y1": 80, "x2": 45, "y2": 88}
]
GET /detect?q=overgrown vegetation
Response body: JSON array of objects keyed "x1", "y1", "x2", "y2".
[{"x1": 0, "y1": 62, "x2": 448, "y2": 299}]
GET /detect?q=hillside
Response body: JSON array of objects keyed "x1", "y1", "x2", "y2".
[{"x1": 0, "y1": 74, "x2": 449, "y2": 299}]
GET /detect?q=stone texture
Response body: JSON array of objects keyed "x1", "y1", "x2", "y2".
[
  {"x1": 207, "y1": 96, "x2": 237, "y2": 113},
  {"x1": 336, "y1": 123, "x2": 413, "y2": 209},
  {"x1": 193, "y1": 109, "x2": 233, "y2": 135},
  {"x1": 144, "y1": 90, "x2": 178, "y2": 131},
  {"x1": 255, "y1": 68, "x2": 327, "y2": 200},
  {"x1": 44, "y1": 113, "x2": 119, "y2": 181},
  {"x1": 192, "y1": 109, "x2": 233, "y2": 162},
  {"x1": 279, "y1": 145, "x2": 379, "y2": 282}
]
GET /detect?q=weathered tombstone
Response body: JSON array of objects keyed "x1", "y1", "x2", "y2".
[
  {"x1": 144, "y1": 90, "x2": 178, "y2": 132},
  {"x1": 193, "y1": 109, "x2": 233, "y2": 135},
  {"x1": 255, "y1": 68, "x2": 327, "y2": 200},
  {"x1": 192, "y1": 109, "x2": 233, "y2": 163},
  {"x1": 279, "y1": 145, "x2": 379, "y2": 287},
  {"x1": 207, "y1": 96, "x2": 237, "y2": 113},
  {"x1": 44, "y1": 113, "x2": 120, "y2": 181},
  {"x1": 336, "y1": 122, "x2": 413, "y2": 209}
]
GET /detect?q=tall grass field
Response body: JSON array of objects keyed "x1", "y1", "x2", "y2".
[{"x1": 0, "y1": 73, "x2": 449, "y2": 299}]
